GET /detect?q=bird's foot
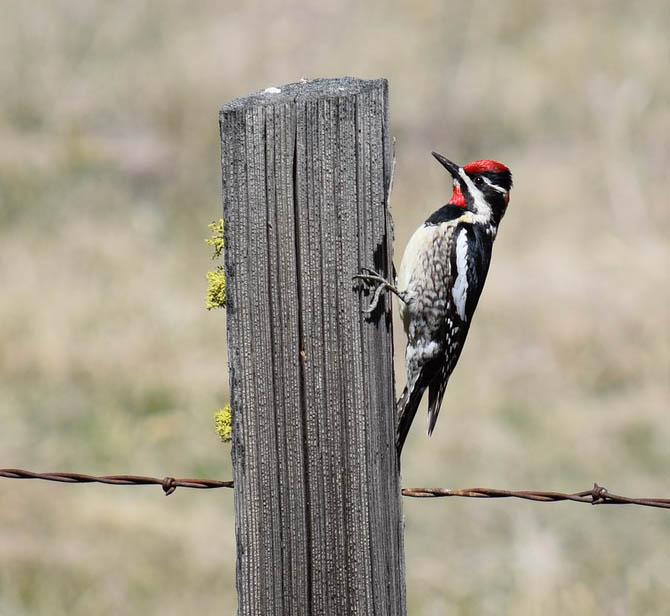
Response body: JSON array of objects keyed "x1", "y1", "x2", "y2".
[{"x1": 352, "y1": 267, "x2": 404, "y2": 314}]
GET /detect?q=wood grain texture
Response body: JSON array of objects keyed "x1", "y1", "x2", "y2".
[{"x1": 220, "y1": 78, "x2": 405, "y2": 616}]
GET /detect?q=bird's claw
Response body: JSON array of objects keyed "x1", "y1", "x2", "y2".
[
  {"x1": 363, "y1": 281, "x2": 389, "y2": 313},
  {"x1": 352, "y1": 267, "x2": 386, "y2": 284},
  {"x1": 353, "y1": 267, "x2": 397, "y2": 314}
]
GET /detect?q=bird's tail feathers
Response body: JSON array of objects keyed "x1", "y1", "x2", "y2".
[
  {"x1": 396, "y1": 376, "x2": 425, "y2": 460},
  {"x1": 426, "y1": 375, "x2": 448, "y2": 437}
]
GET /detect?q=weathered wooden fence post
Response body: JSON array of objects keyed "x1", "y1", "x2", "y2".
[{"x1": 220, "y1": 77, "x2": 405, "y2": 615}]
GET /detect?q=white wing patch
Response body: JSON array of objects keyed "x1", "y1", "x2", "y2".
[{"x1": 452, "y1": 228, "x2": 469, "y2": 321}]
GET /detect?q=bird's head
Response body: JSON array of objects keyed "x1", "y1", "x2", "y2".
[{"x1": 432, "y1": 152, "x2": 513, "y2": 226}]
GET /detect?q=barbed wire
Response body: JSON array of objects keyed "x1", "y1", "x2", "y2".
[
  {"x1": 401, "y1": 485, "x2": 670, "y2": 509},
  {"x1": 0, "y1": 468, "x2": 233, "y2": 496},
  {"x1": 0, "y1": 468, "x2": 670, "y2": 509},
  {"x1": 2, "y1": 468, "x2": 669, "y2": 508}
]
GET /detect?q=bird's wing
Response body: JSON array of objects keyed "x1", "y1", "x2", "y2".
[{"x1": 426, "y1": 224, "x2": 494, "y2": 435}]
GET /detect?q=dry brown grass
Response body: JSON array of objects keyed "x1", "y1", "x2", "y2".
[{"x1": 1, "y1": 1, "x2": 669, "y2": 614}]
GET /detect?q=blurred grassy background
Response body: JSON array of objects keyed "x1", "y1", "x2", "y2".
[{"x1": 1, "y1": 1, "x2": 669, "y2": 614}]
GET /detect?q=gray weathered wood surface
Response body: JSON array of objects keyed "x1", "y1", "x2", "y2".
[{"x1": 220, "y1": 77, "x2": 405, "y2": 615}]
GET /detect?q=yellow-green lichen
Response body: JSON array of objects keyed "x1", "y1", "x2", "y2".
[
  {"x1": 205, "y1": 219, "x2": 225, "y2": 259},
  {"x1": 206, "y1": 266, "x2": 227, "y2": 310},
  {"x1": 205, "y1": 218, "x2": 227, "y2": 309},
  {"x1": 215, "y1": 405, "x2": 232, "y2": 442}
]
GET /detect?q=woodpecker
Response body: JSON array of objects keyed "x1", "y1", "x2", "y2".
[{"x1": 354, "y1": 152, "x2": 513, "y2": 458}]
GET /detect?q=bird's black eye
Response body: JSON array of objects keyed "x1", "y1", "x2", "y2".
[{"x1": 474, "y1": 176, "x2": 484, "y2": 186}]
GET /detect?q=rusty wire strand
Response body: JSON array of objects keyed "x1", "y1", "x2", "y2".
[
  {"x1": 0, "y1": 468, "x2": 233, "y2": 496},
  {"x1": 2, "y1": 468, "x2": 670, "y2": 508},
  {"x1": 400, "y1": 485, "x2": 670, "y2": 509}
]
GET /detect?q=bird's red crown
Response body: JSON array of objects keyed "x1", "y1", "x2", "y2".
[{"x1": 463, "y1": 159, "x2": 510, "y2": 175}]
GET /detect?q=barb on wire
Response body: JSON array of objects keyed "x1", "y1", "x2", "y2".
[
  {"x1": 2, "y1": 468, "x2": 670, "y2": 509},
  {"x1": 0, "y1": 468, "x2": 233, "y2": 496}
]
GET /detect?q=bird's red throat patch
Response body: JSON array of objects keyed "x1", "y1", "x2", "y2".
[{"x1": 449, "y1": 185, "x2": 467, "y2": 208}]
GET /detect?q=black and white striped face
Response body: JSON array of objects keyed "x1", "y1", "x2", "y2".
[
  {"x1": 468, "y1": 171, "x2": 512, "y2": 201},
  {"x1": 458, "y1": 168, "x2": 512, "y2": 225}
]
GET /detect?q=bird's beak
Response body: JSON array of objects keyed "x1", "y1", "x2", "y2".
[{"x1": 431, "y1": 152, "x2": 462, "y2": 180}]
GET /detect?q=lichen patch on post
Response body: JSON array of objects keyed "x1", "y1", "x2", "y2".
[
  {"x1": 214, "y1": 405, "x2": 233, "y2": 442},
  {"x1": 206, "y1": 268, "x2": 227, "y2": 310},
  {"x1": 205, "y1": 219, "x2": 227, "y2": 309}
]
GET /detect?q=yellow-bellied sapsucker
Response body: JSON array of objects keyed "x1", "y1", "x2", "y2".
[{"x1": 355, "y1": 152, "x2": 513, "y2": 458}]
